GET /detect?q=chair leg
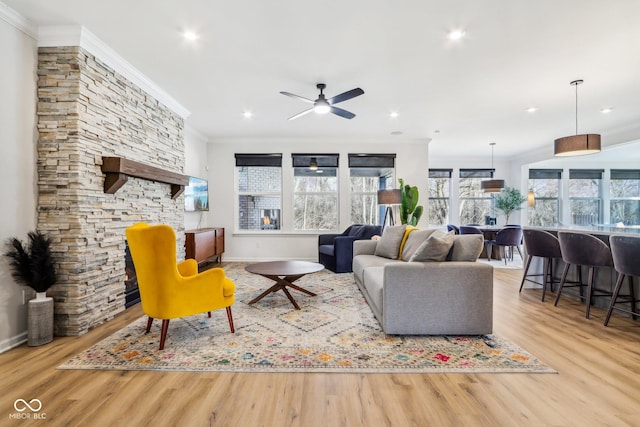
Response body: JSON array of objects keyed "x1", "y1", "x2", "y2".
[
  {"x1": 585, "y1": 267, "x2": 595, "y2": 319},
  {"x1": 159, "y1": 319, "x2": 170, "y2": 350},
  {"x1": 146, "y1": 317, "x2": 154, "y2": 333},
  {"x1": 604, "y1": 273, "x2": 626, "y2": 326},
  {"x1": 502, "y1": 246, "x2": 507, "y2": 265},
  {"x1": 629, "y1": 276, "x2": 637, "y2": 320},
  {"x1": 487, "y1": 244, "x2": 492, "y2": 261},
  {"x1": 541, "y1": 258, "x2": 549, "y2": 302},
  {"x1": 226, "y1": 306, "x2": 235, "y2": 333},
  {"x1": 516, "y1": 245, "x2": 523, "y2": 260},
  {"x1": 208, "y1": 311, "x2": 211, "y2": 318},
  {"x1": 554, "y1": 263, "x2": 571, "y2": 306},
  {"x1": 519, "y1": 255, "x2": 533, "y2": 293}
]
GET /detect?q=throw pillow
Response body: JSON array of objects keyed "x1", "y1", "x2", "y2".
[
  {"x1": 374, "y1": 225, "x2": 407, "y2": 259},
  {"x1": 397, "y1": 226, "x2": 418, "y2": 259},
  {"x1": 400, "y1": 229, "x2": 436, "y2": 260},
  {"x1": 448, "y1": 234, "x2": 484, "y2": 262},
  {"x1": 408, "y1": 230, "x2": 455, "y2": 262}
]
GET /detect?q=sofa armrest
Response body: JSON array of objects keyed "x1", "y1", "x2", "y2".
[
  {"x1": 382, "y1": 262, "x2": 494, "y2": 335},
  {"x1": 354, "y1": 239, "x2": 378, "y2": 256},
  {"x1": 318, "y1": 233, "x2": 341, "y2": 246}
]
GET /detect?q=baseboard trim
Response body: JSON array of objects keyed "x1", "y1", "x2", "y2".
[{"x1": 0, "y1": 331, "x2": 27, "y2": 354}]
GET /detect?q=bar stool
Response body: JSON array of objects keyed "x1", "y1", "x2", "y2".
[
  {"x1": 554, "y1": 231, "x2": 614, "y2": 319},
  {"x1": 519, "y1": 229, "x2": 562, "y2": 301},
  {"x1": 604, "y1": 235, "x2": 640, "y2": 326}
]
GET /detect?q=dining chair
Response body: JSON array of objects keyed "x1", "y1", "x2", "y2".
[
  {"x1": 459, "y1": 225, "x2": 483, "y2": 235},
  {"x1": 446, "y1": 224, "x2": 460, "y2": 234},
  {"x1": 486, "y1": 226, "x2": 523, "y2": 264}
]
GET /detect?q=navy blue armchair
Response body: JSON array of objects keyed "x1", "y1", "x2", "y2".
[{"x1": 318, "y1": 224, "x2": 382, "y2": 273}]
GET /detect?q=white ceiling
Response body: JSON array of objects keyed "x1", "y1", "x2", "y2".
[{"x1": 5, "y1": 0, "x2": 640, "y2": 159}]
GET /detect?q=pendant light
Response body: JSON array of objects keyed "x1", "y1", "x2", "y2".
[
  {"x1": 554, "y1": 80, "x2": 601, "y2": 156},
  {"x1": 481, "y1": 143, "x2": 505, "y2": 193}
]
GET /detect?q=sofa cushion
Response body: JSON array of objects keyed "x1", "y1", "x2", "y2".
[
  {"x1": 318, "y1": 244, "x2": 335, "y2": 256},
  {"x1": 449, "y1": 234, "x2": 484, "y2": 262},
  {"x1": 401, "y1": 229, "x2": 436, "y2": 260},
  {"x1": 408, "y1": 230, "x2": 455, "y2": 262},
  {"x1": 374, "y1": 225, "x2": 407, "y2": 259},
  {"x1": 363, "y1": 266, "x2": 385, "y2": 314},
  {"x1": 347, "y1": 225, "x2": 365, "y2": 237}
]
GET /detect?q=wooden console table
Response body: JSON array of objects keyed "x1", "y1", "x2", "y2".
[{"x1": 185, "y1": 228, "x2": 224, "y2": 266}]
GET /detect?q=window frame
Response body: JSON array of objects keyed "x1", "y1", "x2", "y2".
[
  {"x1": 348, "y1": 154, "x2": 396, "y2": 226},
  {"x1": 428, "y1": 169, "x2": 452, "y2": 227},
  {"x1": 458, "y1": 169, "x2": 495, "y2": 225},
  {"x1": 568, "y1": 169, "x2": 603, "y2": 225},
  {"x1": 235, "y1": 153, "x2": 283, "y2": 233},
  {"x1": 527, "y1": 169, "x2": 562, "y2": 226},
  {"x1": 291, "y1": 153, "x2": 340, "y2": 231}
]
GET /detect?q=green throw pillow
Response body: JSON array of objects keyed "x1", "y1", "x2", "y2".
[
  {"x1": 408, "y1": 230, "x2": 455, "y2": 262},
  {"x1": 374, "y1": 225, "x2": 407, "y2": 259}
]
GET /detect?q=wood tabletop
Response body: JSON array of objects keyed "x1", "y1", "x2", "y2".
[{"x1": 245, "y1": 260, "x2": 324, "y2": 276}]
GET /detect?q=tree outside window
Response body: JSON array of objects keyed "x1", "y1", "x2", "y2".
[
  {"x1": 292, "y1": 154, "x2": 339, "y2": 231},
  {"x1": 527, "y1": 169, "x2": 561, "y2": 226},
  {"x1": 569, "y1": 169, "x2": 603, "y2": 225},
  {"x1": 459, "y1": 169, "x2": 493, "y2": 225},
  {"x1": 610, "y1": 169, "x2": 640, "y2": 225},
  {"x1": 428, "y1": 169, "x2": 451, "y2": 226},
  {"x1": 349, "y1": 154, "x2": 396, "y2": 225}
]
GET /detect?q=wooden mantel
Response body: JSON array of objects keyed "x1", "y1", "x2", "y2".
[{"x1": 101, "y1": 156, "x2": 189, "y2": 200}]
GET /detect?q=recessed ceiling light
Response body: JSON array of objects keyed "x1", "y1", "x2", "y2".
[
  {"x1": 389, "y1": 111, "x2": 399, "y2": 118},
  {"x1": 526, "y1": 107, "x2": 538, "y2": 113},
  {"x1": 600, "y1": 107, "x2": 613, "y2": 114},
  {"x1": 243, "y1": 111, "x2": 253, "y2": 119},
  {"x1": 448, "y1": 30, "x2": 466, "y2": 41},
  {"x1": 391, "y1": 131, "x2": 403, "y2": 136},
  {"x1": 183, "y1": 31, "x2": 200, "y2": 41}
]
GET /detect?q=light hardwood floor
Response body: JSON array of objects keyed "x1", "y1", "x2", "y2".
[{"x1": 1, "y1": 267, "x2": 639, "y2": 426}]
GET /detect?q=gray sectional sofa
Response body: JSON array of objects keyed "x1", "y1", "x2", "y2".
[{"x1": 352, "y1": 228, "x2": 494, "y2": 335}]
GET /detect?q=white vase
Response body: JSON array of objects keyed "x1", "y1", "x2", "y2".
[{"x1": 28, "y1": 291, "x2": 54, "y2": 346}]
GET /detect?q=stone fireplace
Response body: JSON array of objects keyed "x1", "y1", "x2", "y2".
[{"x1": 37, "y1": 46, "x2": 186, "y2": 336}]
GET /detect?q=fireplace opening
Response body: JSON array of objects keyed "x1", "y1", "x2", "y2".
[
  {"x1": 124, "y1": 242, "x2": 140, "y2": 308},
  {"x1": 260, "y1": 209, "x2": 280, "y2": 230}
]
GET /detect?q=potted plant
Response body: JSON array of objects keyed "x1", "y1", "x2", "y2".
[
  {"x1": 494, "y1": 187, "x2": 527, "y2": 224},
  {"x1": 4, "y1": 231, "x2": 57, "y2": 346},
  {"x1": 398, "y1": 178, "x2": 424, "y2": 226}
]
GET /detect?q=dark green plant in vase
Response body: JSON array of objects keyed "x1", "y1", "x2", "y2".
[
  {"x1": 494, "y1": 186, "x2": 527, "y2": 224},
  {"x1": 398, "y1": 178, "x2": 424, "y2": 226},
  {"x1": 4, "y1": 231, "x2": 57, "y2": 294}
]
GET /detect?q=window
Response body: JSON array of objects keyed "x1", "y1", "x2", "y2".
[
  {"x1": 348, "y1": 154, "x2": 396, "y2": 225},
  {"x1": 236, "y1": 154, "x2": 282, "y2": 231},
  {"x1": 527, "y1": 169, "x2": 562, "y2": 226},
  {"x1": 459, "y1": 169, "x2": 494, "y2": 225},
  {"x1": 292, "y1": 154, "x2": 339, "y2": 231},
  {"x1": 569, "y1": 169, "x2": 603, "y2": 225},
  {"x1": 428, "y1": 169, "x2": 452, "y2": 226},
  {"x1": 610, "y1": 169, "x2": 640, "y2": 225}
]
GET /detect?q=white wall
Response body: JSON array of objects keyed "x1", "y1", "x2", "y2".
[
  {"x1": 204, "y1": 138, "x2": 429, "y2": 261},
  {"x1": 0, "y1": 16, "x2": 38, "y2": 352},
  {"x1": 183, "y1": 125, "x2": 210, "y2": 231}
]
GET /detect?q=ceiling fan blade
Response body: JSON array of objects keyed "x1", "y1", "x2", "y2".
[
  {"x1": 330, "y1": 106, "x2": 356, "y2": 119},
  {"x1": 327, "y1": 88, "x2": 364, "y2": 105},
  {"x1": 288, "y1": 108, "x2": 314, "y2": 120},
  {"x1": 280, "y1": 91, "x2": 314, "y2": 104}
]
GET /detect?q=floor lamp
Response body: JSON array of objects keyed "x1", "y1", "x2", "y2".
[{"x1": 377, "y1": 189, "x2": 402, "y2": 228}]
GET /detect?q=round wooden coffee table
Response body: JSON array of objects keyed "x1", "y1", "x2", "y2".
[{"x1": 245, "y1": 261, "x2": 324, "y2": 309}]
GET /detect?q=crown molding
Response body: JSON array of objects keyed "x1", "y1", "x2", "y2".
[
  {"x1": 38, "y1": 25, "x2": 190, "y2": 119},
  {"x1": 0, "y1": 2, "x2": 38, "y2": 39}
]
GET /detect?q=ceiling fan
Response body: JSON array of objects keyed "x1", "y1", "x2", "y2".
[{"x1": 280, "y1": 83, "x2": 364, "y2": 120}]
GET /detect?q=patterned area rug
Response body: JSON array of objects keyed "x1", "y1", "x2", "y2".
[{"x1": 59, "y1": 263, "x2": 555, "y2": 373}]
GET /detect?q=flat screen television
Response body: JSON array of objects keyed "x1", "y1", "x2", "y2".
[{"x1": 184, "y1": 176, "x2": 209, "y2": 212}]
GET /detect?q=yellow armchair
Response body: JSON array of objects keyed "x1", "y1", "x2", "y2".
[{"x1": 126, "y1": 223, "x2": 235, "y2": 350}]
